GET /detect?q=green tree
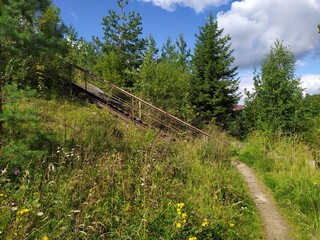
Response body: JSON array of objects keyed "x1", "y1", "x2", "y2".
[
  {"x1": 161, "y1": 37, "x2": 178, "y2": 63},
  {"x1": 0, "y1": 0, "x2": 66, "y2": 147},
  {"x1": 191, "y1": 13, "x2": 240, "y2": 128},
  {"x1": 65, "y1": 26, "x2": 101, "y2": 72},
  {"x1": 245, "y1": 40, "x2": 305, "y2": 133},
  {"x1": 99, "y1": 0, "x2": 146, "y2": 88},
  {"x1": 176, "y1": 33, "x2": 191, "y2": 70}
]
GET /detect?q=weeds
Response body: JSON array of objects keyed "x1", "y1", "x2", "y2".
[
  {"x1": 0, "y1": 89, "x2": 264, "y2": 239},
  {"x1": 239, "y1": 132, "x2": 320, "y2": 239}
]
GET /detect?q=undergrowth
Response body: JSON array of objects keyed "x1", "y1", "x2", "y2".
[
  {"x1": 239, "y1": 132, "x2": 320, "y2": 240},
  {"x1": 0, "y1": 85, "x2": 264, "y2": 239}
]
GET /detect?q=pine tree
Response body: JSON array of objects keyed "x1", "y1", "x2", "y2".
[
  {"x1": 245, "y1": 40, "x2": 305, "y2": 133},
  {"x1": 176, "y1": 33, "x2": 191, "y2": 70},
  {"x1": 100, "y1": 0, "x2": 146, "y2": 88},
  {"x1": 191, "y1": 13, "x2": 240, "y2": 127},
  {"x1": 161, "y1": 37, "x2": 178, "y2": 63}
]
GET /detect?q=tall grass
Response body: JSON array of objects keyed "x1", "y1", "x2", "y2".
[
  {"x1": 0, "y1": 92, "x2": 264, "y2": 239},
  {"x1": 239, "y1": 132, "x2": 320, "y2": 239}
]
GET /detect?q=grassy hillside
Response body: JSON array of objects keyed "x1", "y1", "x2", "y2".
[
  {"x1": 239, "y1": 133, "x2": 320, "y2": 240},
  {"x1": 0, "y1": 85, "x2": 264, "y2": 239}
]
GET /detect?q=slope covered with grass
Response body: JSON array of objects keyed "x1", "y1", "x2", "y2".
[{"x1": 0, "y1": 85, "x2": 263, "y2": 239}]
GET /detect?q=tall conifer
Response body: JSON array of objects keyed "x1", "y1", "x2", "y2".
[{"x1": 191, "y1": 13, "x2": 240, "y2": 127}]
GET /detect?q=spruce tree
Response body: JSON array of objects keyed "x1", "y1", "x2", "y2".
[{"x1": 191, "y1": 13, "x2": 240, "y2": 127}]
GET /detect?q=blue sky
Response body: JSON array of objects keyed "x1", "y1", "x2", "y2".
[{"x1": 52, "y1": 0, "x2": 320, "y2": 99}]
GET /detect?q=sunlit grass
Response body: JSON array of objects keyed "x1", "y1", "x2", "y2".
[
  {"x1": 239, "y1": 132, "x2": 320, "y2": 239},
  {"x1": 0, "y1": 93, "x2": 264, "y2": 239}
]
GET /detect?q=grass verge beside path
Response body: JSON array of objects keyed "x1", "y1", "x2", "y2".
[{"x1": 239, "y1": 132, "x2": 320, "y2": 240}]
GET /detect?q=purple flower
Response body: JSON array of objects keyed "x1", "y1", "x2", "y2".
[{"x1": 14, "y1": 169, "x2": 20, "y2": 176}]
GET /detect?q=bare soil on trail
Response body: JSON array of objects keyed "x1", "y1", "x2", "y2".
[{"x1": 233, "y1": 161, "x2": 293, "y2": 240}]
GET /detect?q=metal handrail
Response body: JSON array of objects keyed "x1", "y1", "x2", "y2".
[{"x1": 62, "y1": 59, "x2": 209, "y2": 138}]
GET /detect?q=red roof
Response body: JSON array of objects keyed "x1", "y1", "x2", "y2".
[{"x1": 233, "y1": 105, "x2": 245, "y2": 111}]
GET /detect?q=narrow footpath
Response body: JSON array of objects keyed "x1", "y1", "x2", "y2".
[{"x1": 233, "y1": 161, "x2": 293, "y2": 240}]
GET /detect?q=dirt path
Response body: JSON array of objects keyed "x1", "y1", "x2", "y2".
[{"x1": 233, "y1": 161, "x2": 293, "y2": 240}]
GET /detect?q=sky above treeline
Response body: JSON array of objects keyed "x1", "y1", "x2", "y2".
[{"x1": 52, "y1": 0, "x2": 320, "y2": 99}]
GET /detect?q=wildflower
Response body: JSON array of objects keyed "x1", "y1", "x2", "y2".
[
  {"x1": 176, "y1": 222, "x2": 182, "y2": 228},
  {"x1": 229, "y1": 223, "x2": 235, "y2": 227},
  {"x1": 177, "y1": 208, "x2": 182, "y2": 215},
  {"x1": 181, "y1": 212, "x2": 187, "y2": 219},
  {"x1": 0, "y1": 193, "x2": 4, "y2": 197},
  {"x1": 17, "y1": 208, "x2": 30, "y2": 215},
  {"x1": 43, "y1": 236, "x2": 49, "y2": 240},
  {"x1": 176, "y1": 202, "x2": 185, "y2": 208},
  {"x1": 188, "y1": 237, "x2": 197, "y2": 240},
  {"x1": 201, "y1": 218, "x2": 209, "y2": 227},
  {"x1": 37, "y1": 212, "x2": 44, "y2": 216},
  {"x1": 14, "y1": 169, "x2": 20, "y2": 176}
]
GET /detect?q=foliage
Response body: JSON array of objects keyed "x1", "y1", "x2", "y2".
[
  {"x1": 0, "y1": 94, "x2": 264, "y2": 239},
  {"x1": 0, "y1": 84, "x2": 56, "y2": 175},
  {"x1": 135, "y1": 35, "x2": 195, "y2": 122},
  {"x1": 244, "y1": 40, "x2": 305, "y2": 134},
  {"x1": 239, "y1": 132, "x2": 320, "y2": 239},
  {"x1": 65, "y1": 26, "x2": 101, "y2": 73},
  {"x1": 0, "y1": 0, "x2": 67, "y2": 89},
  {"x1": 98, "y1": 0, "x2": 146, "y2": 88},
  {"x1": 191, "y1": 13, "x2": 240, "y2": 128}
]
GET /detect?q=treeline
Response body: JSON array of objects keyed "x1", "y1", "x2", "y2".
[
  {"x1": 66, "y1": 0, "x2": 240, "y2": 129},
  {"x1": 1, "y1": 0, "x2": 320, "y2": 141}
]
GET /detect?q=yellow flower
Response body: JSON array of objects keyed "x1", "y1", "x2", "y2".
[
  {"x1": 201, "y1": 218, "x2": 209, "y2": 227},
  {"x1": 188, "y1": 237, "x2": 197, "y2": 240},
  {"x1": 176, "y1": 202, "x2": 185, "y2": 208},
  {"x1": 177, "y1": 209, "x2": 182, "y2": 215},
  {"x1": 17, "y1": 208, "x2": 30, "y2": 215},
  {"x1": 176, "y1": 222, "x2": 182, "y2": 228},
  {"x1": 43, "y1": 236, "x2": 49, "y2": 240},
  {"x1": 181, "y1": 212, "x2": 187, "y2": 218},
  {"x1": 229, "y1": 223, "x2": 235, "y2": 227},
  {"x1": 0, "y1": 193, "x2": 4, "y2": 197}
]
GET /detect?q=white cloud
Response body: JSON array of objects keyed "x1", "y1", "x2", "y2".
[
  {"x1": 301, "y1": 74, "x2": 320, "y2": 95},
  {"x1": 217, "y1": 0, "x2": 320, "y2": 69},
  {"x1": 237, "y1": 73, "x2": 320, "y2": 104},
  {"x1": 139, "y1": 0, "x2": 229, "y2": 12}
]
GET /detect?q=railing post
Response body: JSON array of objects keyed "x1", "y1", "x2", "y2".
[
  {"x1": 69, "y1": 63, "x2": 73, "y2": 83},
  {"x1": 84, "y1": 71, "x2": 88, "y2": 90},
  {"x1": 138, "y1": 101, "x2": 142, "y2": 119},
  {"x1": 131, "y1": 97, "x2": 135, "y2": 123}
]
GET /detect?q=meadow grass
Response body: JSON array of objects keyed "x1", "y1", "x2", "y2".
[
  {"x1": 0, "y1": 91, "x2": 264, "y2": 239},
  {"x1": 239, "y1": 132, "x2": 320, "y2": 240}
]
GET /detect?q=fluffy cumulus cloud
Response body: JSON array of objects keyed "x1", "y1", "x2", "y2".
[
  {"x1": 217, "y1": 0, "x2": 320, "y2": 68},
  {"x1": 139, "y1": 0, "x2": 229, "y2": 12},
  {"x1": 301, "y1": 74, "x2": 320, "y2": 95}
]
